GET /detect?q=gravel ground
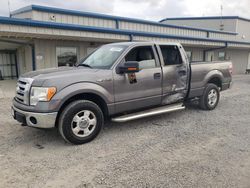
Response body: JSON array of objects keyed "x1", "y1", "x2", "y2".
[{"x1": 0, "y1": 75, "x2": 250, "y2": 188}]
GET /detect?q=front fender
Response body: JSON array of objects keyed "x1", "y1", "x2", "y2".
[{"x1": 51, "y1": 82, "x2": 114, "y2": 111}]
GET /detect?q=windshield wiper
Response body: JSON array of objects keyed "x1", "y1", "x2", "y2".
[{"x1": 77, "y1": 64, "x2": 92, "y2": 68}]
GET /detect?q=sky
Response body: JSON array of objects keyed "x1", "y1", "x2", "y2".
[{"x1": 1, "y1": 0, "x2": 250, "y2": 21}]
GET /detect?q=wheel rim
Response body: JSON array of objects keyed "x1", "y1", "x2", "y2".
[
  {"x1": 71, "y1": 110, "x2": 97, "y2": 138},
  {"x1": 207, "y1": 89, "x2": 218, "y2": 107}
]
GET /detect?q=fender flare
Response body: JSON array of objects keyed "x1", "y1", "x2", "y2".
[{"x1": 53, "y1": 82, "x2": 114, "y2": 111}]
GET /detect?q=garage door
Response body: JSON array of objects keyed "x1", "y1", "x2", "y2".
[{"x1": 0, "y1": 51, "x2": 17, "y2": 80}]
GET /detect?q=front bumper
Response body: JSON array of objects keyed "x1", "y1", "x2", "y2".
[{"x1": 12, "y1": 106, "x2": 57, "y2": 128}]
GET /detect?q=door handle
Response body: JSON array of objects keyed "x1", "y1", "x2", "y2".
[{"x1": 154, "y1": 73, "x2": 161, "y2": 79}]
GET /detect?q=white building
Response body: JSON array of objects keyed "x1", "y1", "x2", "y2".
[{"x1": 0, "y1": 5, "x2": 250, "y2": 79}]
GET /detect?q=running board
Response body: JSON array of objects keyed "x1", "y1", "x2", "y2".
[{"x1": 111, "y1": 103, "x2": 185, "y2": 123}]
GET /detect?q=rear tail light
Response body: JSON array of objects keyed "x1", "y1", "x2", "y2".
[{"x1": 229, "y1": 64, "x2": 233, "y2": 75}]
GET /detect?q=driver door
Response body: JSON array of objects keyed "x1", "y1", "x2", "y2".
[{"x1": 113, "y1": 45, "x2": 162, "y2": 114}]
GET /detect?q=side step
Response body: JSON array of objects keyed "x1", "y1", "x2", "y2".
[{"x1": 111, "y1": 103, "x2": 185, "y2": 123}]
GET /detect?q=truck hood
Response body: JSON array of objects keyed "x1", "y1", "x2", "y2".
[
  {"x1": 22, "y1": 66, "x2": 93, "y2": 78},
  {"x1": 20, "y1": 66, "x2": 111, "y2": 90}
]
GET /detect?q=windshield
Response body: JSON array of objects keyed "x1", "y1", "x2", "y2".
[{"x1": 78, "y1": 45, "x2": 127, "y2": 69}]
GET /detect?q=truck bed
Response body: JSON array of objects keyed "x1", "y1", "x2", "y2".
[{"x1": 188, "y1": 61, "x2": 232, "y2": 98}]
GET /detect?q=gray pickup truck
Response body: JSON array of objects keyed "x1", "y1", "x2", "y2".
[{"x1": 12, "y1": 42, "x2": 232, "y2": 144}]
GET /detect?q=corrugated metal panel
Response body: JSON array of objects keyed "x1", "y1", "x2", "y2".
[
  {"x1": 34, "y1": 39, "x2": 105, "y2": 70},
  {"x1": 119, "y1": 21, "x2": 208, "y2": 38},
  {"x1": 1, "y1": 21, "x2": 249, "y2": 49},
  {"x1": 132, "y1": 36, "x2": 225, "y2": 47},
  {"x1": 0, "y1": 24, "x2": 129, "y2": 41},
  {"x1": 30, "y1": 11, "x2": 240, "y2": 42},
  {"x1": 183, "y1": 47, "x2": 204, "y2": 61},
  {"x1": 33, "y1": 10, "x2": 116, "y2": 28},
  {"x1": 225, "y1": 49, "x2": 249, "y2": 74},
  {"x1": 11, "y1": 11, "x2": 33, "y2": 19},
  {"x1": 228, "y1": 43, "x2": 250, "y2": 49},
  {"x1": 209, "y1": 32, "x2": 234, "y2": 40}
]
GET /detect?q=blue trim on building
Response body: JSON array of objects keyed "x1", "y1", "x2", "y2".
[
  {"x1": 10, "y1": 5, "x2": 238, "y2": 35},
  {"x1": 0, "y1": 16, "x2": 249, "y2": 46},
  {"x1": 160, "y1": 16, "x2": 250, "y2": 23}
]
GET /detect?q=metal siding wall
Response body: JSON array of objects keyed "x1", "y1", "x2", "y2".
[
  {"x1": 0, "y1": 24, "x2": 130, "y2": 41},
  {"x1": 16, "y1": 45, "x2": 33, "y2": 75},
  {"x1": 34, "y1": 39, "x2": 104, "y2": 70},
  {"x1": 119, "y1": 21, "x2": 207, "y2": 38},
  {"x1": 209, "y1": 33, "x2": 233, "y2": 40},
  {"x1": 236, "y1": 20, "x2": 250, "y2": 42},
  {"x1": 30, "y1": 11, "x2": 238, "y2": 41},
  {"x1": 32, "y1": 11, "x2": 116, "y2": 28},
  {"x1": 225, "y1": 49, "x2": 250, "y2": 74},
  {"x1": 163, "y1": 19, "x2": 237, "y2": 32},
  {"x1": 11, "y1": 11, "x2": 33, "y2": 19},
  {"x1": 183, "y1": 47, "x2": 204, "y2": 61}
]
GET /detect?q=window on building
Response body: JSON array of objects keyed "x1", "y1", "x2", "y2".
[
  {"x1": 207, "y1": 51, "x2": 214, "y2": 61},
  {"x1": 56, "y1": 47, "x2": 77, "y2": 67},
  {"x1": 160, "y1": 45, "x2": 182, "y2": 65},
  {"x1": 186, "y1": 51, "x2": 192, "y2": 62},
  {"x1": 125, "y1": 46, "x2": 156, "y2": 69},
  {"x1": 218, "y1": 52, "x2": 225, "y2": 61}
]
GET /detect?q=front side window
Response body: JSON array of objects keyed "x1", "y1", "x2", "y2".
[
  {"x1": 56, "y1": 47, "x2": 77, "y2": 67},
  {"x1": 79, "y1": 45, "x2": 127, "y2": 69},
  {"x1": 160, "y1": 45, "x2": 182, "y2": 66},
  {"x1": 125, "y1": 46, "x2": 156, "y2": 69}
]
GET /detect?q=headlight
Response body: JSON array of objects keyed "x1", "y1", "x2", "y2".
[{"x1": 30, "y1": 87, "x2": 56, "y2": 106}]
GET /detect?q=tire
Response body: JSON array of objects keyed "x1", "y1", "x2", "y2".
[
  {"x1": 58, "y1": 100, "x2": 104, "y2": 145},
  {"x1": 199, "y1": 83, "x2": 220, "y2": 110}
]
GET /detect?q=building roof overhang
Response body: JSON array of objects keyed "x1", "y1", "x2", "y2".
[{"x1": 0, "y1": 16, "x2": 250, "y2": 49}]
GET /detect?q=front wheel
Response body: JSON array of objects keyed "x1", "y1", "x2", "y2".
[
  {"x1": 199, "y1": 83, "x2": 220, "y2": 110},
  {"x1": 58, "y1": 100, "x2": 104, "y2": 144}
]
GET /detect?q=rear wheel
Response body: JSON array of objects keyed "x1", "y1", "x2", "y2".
[
  {"x1": 199, "y1": 83, "x2": 220, "y2": 110},
  {"x1": 58, "y1": 100, "x2": 104, "y2": 144}
]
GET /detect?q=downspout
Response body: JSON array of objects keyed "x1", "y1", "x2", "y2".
[
  {"x1": 30, "y1": 44, "x2": 36, "y2": 71},
  {"x1": 129, "y1": 34, "x2": 134, "y2": 42},
  {"x1": 203, "y1": 42, "x2": 228, "y2": 61}
]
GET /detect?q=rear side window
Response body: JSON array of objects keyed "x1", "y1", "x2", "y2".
[
  {"x1": 160, "y1": 45, "x2": 182, "y2": 66},
  {"x1": 125, "y1": 46, "x2": 156, "y2": 69}
]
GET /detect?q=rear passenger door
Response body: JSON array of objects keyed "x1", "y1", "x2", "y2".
[
  {"x1": 157, "y1": 45, "x2": 189, "y2": 104},
  {"x1": 113, "y1": 45, "x2": 162, "y2": 113}
]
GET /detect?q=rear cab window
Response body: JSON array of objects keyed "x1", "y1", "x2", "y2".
[{"x1": 160, "y1": 45, "x2": 183, "y2": 66}]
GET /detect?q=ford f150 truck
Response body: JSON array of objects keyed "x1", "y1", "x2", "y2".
[{"x1": 12, "y1": 42, "x2": 232, "y2": 144}]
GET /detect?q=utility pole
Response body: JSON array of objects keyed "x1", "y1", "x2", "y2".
[
  {"x1": 8, "y1": 0, "x2": 11, "y2": 17},
  {"x1": 220, "y1": 5, "x2": 224, "y2": 31}
]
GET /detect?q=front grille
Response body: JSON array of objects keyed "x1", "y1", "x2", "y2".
[{"x1": 15, "y1": 78, "x2": 33, "y2": 105}]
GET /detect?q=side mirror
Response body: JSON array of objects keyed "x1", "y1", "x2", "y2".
[{"x1": 118, "y1": 61, "x2": 139, "y2": 74}]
